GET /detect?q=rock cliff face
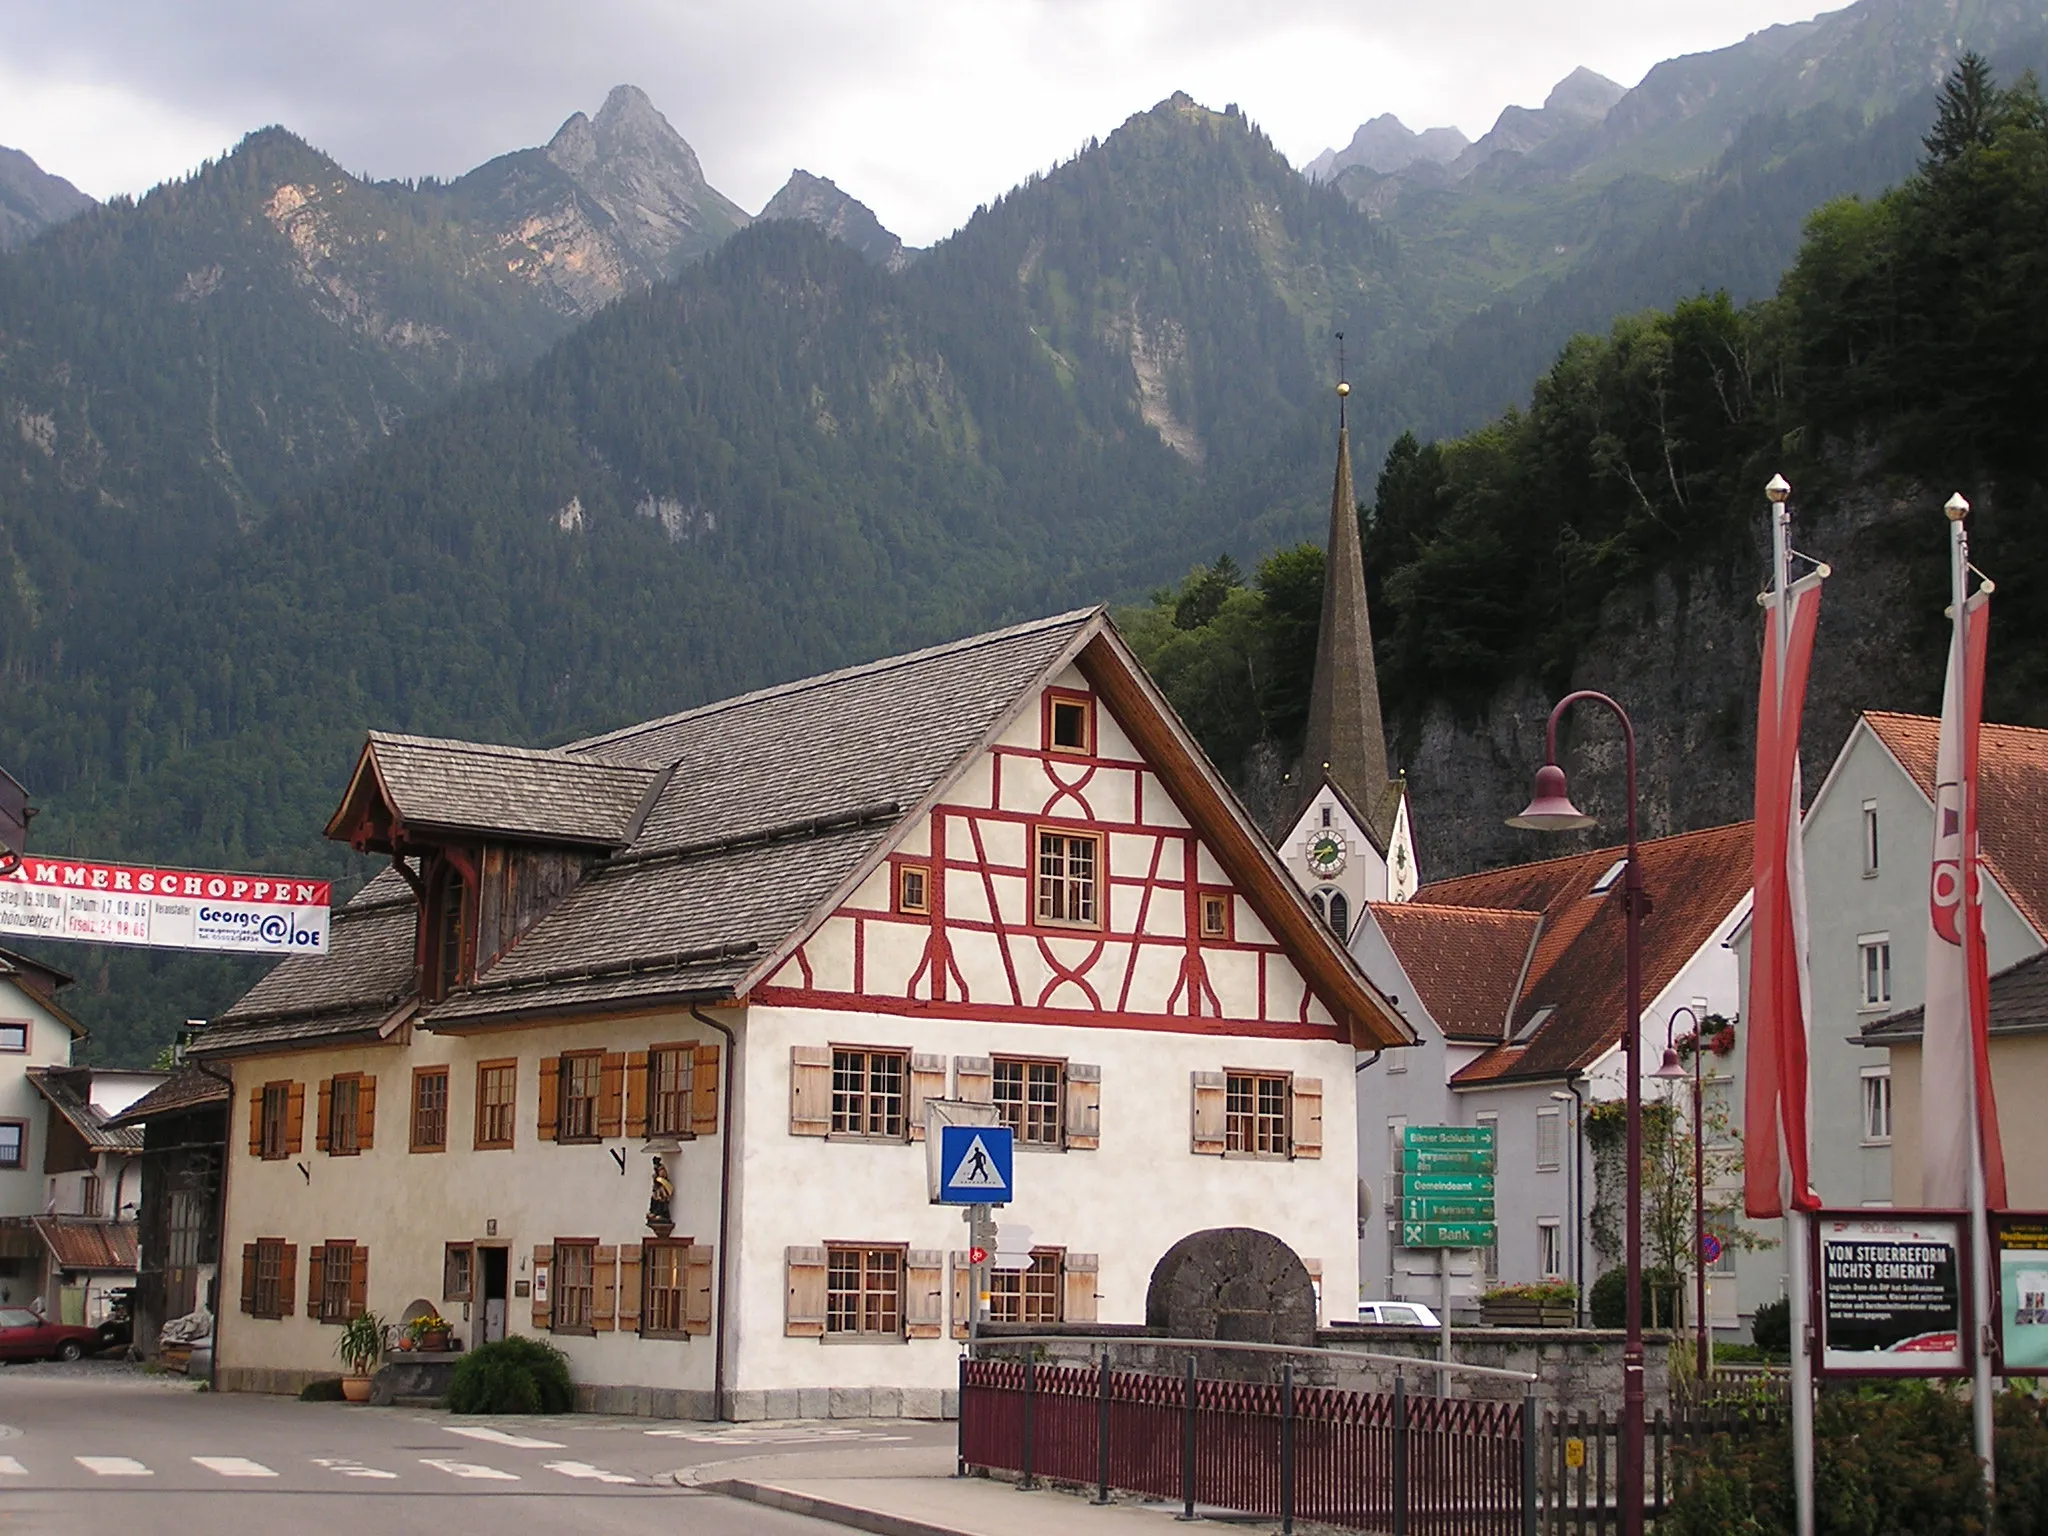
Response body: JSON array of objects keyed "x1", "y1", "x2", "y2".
[
  {"x1": 1395, "y1": 476, "x2": 1939, "y2": 880},
  {"x1": 0, "y1": 144, "x2": 93, "y2": 251},
  {"x1": 758, "y1": 170, "x2": 912, "y2": 271},
  {"x1": 1303, "y1": 115, "x2": 1468, "y2": 181}
]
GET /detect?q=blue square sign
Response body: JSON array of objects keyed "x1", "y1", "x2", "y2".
[{"x1": 938, "y1": 1124, "x2": 1013, "y2": 1204}]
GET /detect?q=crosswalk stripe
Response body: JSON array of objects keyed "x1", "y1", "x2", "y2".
[
  {"x1": 193, "y1": 1457, "x2": 277, "y2": 1478},
  {"x1": 312, "y1": 1457, "x2": 398, "y2": 1480},
  {"x1": 76, "y1": 1457, "x2": 152, "y2": 1477},
  {"x1": 444, "y1": 1426, "x2": 565, "y2": 1450},
  {"x1": 0, "y1": 1455, "x2": 25, "y2": 1476},
  {"x1": 543, "y1": 1460, "x2": 635, "y2": 1485},
  {"x1": 420, "y1": 1458, "x2": 518, "y2": 1481}
]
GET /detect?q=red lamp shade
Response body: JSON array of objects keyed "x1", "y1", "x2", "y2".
[
  {"x1": 1652, "y1": 1047, "x2": 1687, "y2": 1081},
  {"x1": 1506, "y1": 763, "x2": 1595, "y2": 832}
]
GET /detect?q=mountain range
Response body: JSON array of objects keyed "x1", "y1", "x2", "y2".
[{"x1": 2, "y1": 0, "x2": 2046, "y2": 1063}]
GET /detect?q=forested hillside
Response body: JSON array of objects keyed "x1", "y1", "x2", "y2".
[{"x1": 1129, "y1": 59, "x2": 2048, "y2": 876}]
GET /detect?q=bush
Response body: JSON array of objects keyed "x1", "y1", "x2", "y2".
[
  {"x1": 298, "y1": 1377, "x2": 346, "y2": 1402},
  {"x1": 1589, "y1": 1266, "x2": 1683, "y2": 1329},
  {"x1": 1999, "y1": 1392, "x2": 2048, "y2": 1536},
  {"x1": 1480, "y1": 1281, "x2": 1578, "y2": 1306},
  {"x1": 446, "y1": 1337, "x2": 573, "y2": 1415},
  {"x1": 1751, "y1": 1297, "x2": 1791, "y2": 1356}
]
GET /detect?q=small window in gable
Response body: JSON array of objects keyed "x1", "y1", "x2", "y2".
[
  {"x1": 1044, "y1": 690, "x2": 1093, "y2": 755},
  {"x1": 1200, "y1": 892, "x2": 1231, "y2": 940},
  {"x1": 897, "y1": 863, "x2": 930, "y2": 916},
  {"x1": 1036, "y1": 829, "x2": 1101, "y2": 927},
  {"x1": 1320, "y1": 805, "x2": 1333, "y2": 828}
]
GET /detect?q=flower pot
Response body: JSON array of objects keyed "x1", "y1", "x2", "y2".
[
  {"x1": 418, "y1": 1330, "x2": 451, "y2": 1352},
  {"x1": 340, "y1": 1374, "x2": 373, "y2": 1403},
  {"x1": 1480, "y1": 1298, "x2": 1577, "y2": 1329}
]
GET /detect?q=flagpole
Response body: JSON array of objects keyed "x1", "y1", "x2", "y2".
[
  {"x1": 1949, "y1": 493, "x2": 1997, "y2": 1494},
  {"x1": 1769, "y1": 474, "x2": 1817, "y2": 1536}
]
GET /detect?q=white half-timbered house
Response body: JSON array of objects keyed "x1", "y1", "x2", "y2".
[{"x1": 197, "y1": 608, "x2": 1410, "y2": 1417}]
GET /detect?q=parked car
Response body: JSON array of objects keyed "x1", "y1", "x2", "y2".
[
  {"x1": 0, "y1": 1307, "x2": 106, "y2": 1362},
  {"x1": 1356, "y1": 1300, "x2": 1443, "y2": 1328}
]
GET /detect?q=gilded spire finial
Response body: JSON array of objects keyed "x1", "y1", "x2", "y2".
[{"x1": 1335, "y1": 332, "x2": 1350, "y2": 428}]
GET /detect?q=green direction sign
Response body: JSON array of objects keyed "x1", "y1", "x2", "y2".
[
  {"x1": 1403, "y1": 1125, "x2": 1497, "y2": 1151},
  {"x1": 1402, "y1": 1221, "x2": 1498, "y2": 1249},
  {"x1": 1402, "y1": 1147, "x2": 1497, "y2": 1175},
  {"x1": 1404, "y1": 1173, "x2": 1495, "y2": 1198},
  {"x1": 1404, "y1": 1198, "x2": 1494, "y2": 1222}
]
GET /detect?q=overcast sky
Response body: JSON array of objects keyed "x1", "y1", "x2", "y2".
[{"x1": 3, "y1": 0, "x2": 1837, "y2": 246}]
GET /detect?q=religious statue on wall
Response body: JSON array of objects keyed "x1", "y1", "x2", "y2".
[{"x1": 648, "y1": 1154, "x2": 675, "y2": 1237}]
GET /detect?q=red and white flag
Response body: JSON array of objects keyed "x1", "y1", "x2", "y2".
[
  {"x1": 1920, "y1": 585, "x2": 2006, "y2": 1209},
  {"x1": 1745, "y1": 571, "x2": 1824, "y2": 1219}
]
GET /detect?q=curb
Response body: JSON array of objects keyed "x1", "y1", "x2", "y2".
[{"x1": 707, "y1": 1478, "x2": 973, "y2": 1536}]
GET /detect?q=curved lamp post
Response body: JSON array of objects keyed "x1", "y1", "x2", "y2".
[
  {"x1": 1653, "y1": 1006, "x2": 1710, "y2": 1380},
  {"x1": 1508, "y1": 691, "x2": 1645, "y2": 1536}
]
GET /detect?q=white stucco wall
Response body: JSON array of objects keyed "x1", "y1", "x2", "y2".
[{"x1": 0, "y1": 985, "x2": 78, "y2": 1227}]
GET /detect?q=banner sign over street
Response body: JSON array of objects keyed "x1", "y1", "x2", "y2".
[
  {"x1": 0, "y1": 855, "x2": 332, "y2": 957},
  {"x1": 1814, "y1": 1210, "x2": 1968, "y2": 1377}
]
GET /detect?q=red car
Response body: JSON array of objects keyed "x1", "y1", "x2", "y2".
[{"x1": 0, "y1": 1306, "x2": 105, "y2": 1362}]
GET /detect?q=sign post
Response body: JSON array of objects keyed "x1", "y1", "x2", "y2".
[
  {"x1": 1399, "y1": 1126, "x2": 1497, "y2": 1396},
  {"x1": 928, "y1": 1103, "x2": 1013, "y2": 1347}
]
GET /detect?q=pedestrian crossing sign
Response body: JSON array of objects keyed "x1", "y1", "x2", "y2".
[{"x1": 938, "y1": 1124, "x2": 1013, "y2": 1204}]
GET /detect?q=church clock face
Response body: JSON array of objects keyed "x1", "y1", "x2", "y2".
[{"x1": 1306, "y1": 830, "x2": 1348, "y2": 877}]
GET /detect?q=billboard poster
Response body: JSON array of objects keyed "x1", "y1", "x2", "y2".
[
  {"x1": 1994, "y1": 1214, "x2": 2048, "y2": 1372},
  {"x1": 1815, "y1": 1210, "x2": 1968, "y2": 1377},
  {"x1": 0, "y1": 855, "x2": 331, "y2": 957}
]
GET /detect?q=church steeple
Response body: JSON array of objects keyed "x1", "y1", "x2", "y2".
[{"x1": 1296, "y1": 377, "x2": 1394, "y2": 834}]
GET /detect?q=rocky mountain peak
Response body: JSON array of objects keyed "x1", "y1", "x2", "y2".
[
  {"x1": 1543, "y1": 67, "x2": 1627, "y2": 121},
  {"x1": 758, "y1": 170, "x2": 912, "y2": 271},
  {"x1": 0, "y1": 143, "x2": 95, "y2": 251}
]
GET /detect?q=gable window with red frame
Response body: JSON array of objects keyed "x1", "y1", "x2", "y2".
[{"x1": 1035, "y1": 829, "x2": 1100, "y2": 927}]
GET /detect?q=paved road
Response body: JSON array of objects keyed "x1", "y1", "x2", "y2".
[{"x1": 0, "y1": 1362, "x2": 957, "y2": 1536}]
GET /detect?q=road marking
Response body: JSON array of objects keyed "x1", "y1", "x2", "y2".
[
  {"x1": 312, "y1": 1457, "x2": 399, "y2": 1480},
  {"x1": 420, "y1": 1458, "x2": 518, "y2": 1481},
  {"x1": 443, "y1": 1426, "x2": 566, "y2": 1449},
  {"x1": 193, "y1": 1456, "x2": 277, "y2": 1478},
  {"x1": 76, "y1": 1456, "x2": 152, "y2": 1476},
  {"x1": 544, "y1": 1460, "x2": 635, "y2": 1485},
  {"x1": 0, "y1": 1456, "x2": 25, "y2": 1476}
]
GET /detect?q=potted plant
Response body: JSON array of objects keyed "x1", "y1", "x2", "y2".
[
  {"x1": 406, "y1": 1311, "x2": 455, "y2": 1352},
  {"x1": 335, "y1": 1311, "x2": 384, "y2": 1402},
  {"x1": 1479, "y1": 1281, "x2": 1579, "y2": 1328}
]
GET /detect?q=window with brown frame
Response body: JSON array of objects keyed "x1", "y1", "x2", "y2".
[
  {"x1": 0, "y1": 1021, "x2": 26, "y2": 1052},
  {"x1": 0, "y1": 1120, "x2": 25, "y2": 1170},
  {"x1": 1045, "y1": 691, "x2": 1093, "y2": 754},
  {"x1": 992, "y1": 1057, "x2": 1063, "y2": 1146},
  {"x1": 896, "y1": 863, "x2": 930, "y2": 916},
  {"x1": 327, "y1": 1074, "x2": 363, "y2": 1156},
  {"x1": 552, "y1": 1240, "x2": 597, "y2": 1333},
  {"x1": 1225, "y1": 1071, "x2": 1291, "y2": 1156},
  {"x1": 411, "y1": 1067, "x2": 449, "y2": 1152},
  {"x1": 557, "y1": 1051, "x2": 603, "y2": 1142},
  {"x1": 421, "y1": 860, "x2": 471, "y2": 1003},
  {"x1": 1200, "y1": 892, "x2": 1231, "y2": 940},
  {"x1": 826, "y1": 1245, "x2": 903, "y2": 1337},
  {"x1": 831, "y1": 1048, "x2": 907, "y2": 1138},
  {"x1": 317, "y1": 1240, "x2": 362, "y2": 1324},
  {"x1": 248, "y1": 1237, "x2": 290, "y2": 1319},
  {"x1": 642, "y1": 1240, "x2": 687, "y2": 1337},
  {"x1": 475, "y1": 1060, "x2": 517, "y2": 1150},
  {"x1": 648, "y1": 1046, "x2": 695, "y2": 1138},
  {"x1": 259, "y1": 1081, "x2": 292, "y2": 1160},
  {"x1": 1035, "y1": 829, "x2": 1100, "y2": 927},
  {"x1": 987, "y1": 1250, "x2": 1063, "y2": 1324},
  {"x1": 443, "y1": 1242, "x2": 474, "y2": 1303}
]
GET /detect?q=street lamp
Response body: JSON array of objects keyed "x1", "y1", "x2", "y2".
[
  {"x1": 1509, "y1": 691, "x2": 1646, "y2": 1536},
  {"x1": 1653, "y1": 1007, "x2": 1710, "y2": 1380}
]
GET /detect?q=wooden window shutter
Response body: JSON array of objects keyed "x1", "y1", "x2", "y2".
[
  {"x1": 1291, "y1": 1077, "x2": 1324, "y2": 1160},
  {"x1": 789, "y1": 1046, "x2": 831, "y2": 1136},
  {"x1": 617, "y1": 1245, "x2": 642, "y2": 1332},
  {"x1": 538, "y1": 1057, "x2": 560, "y2": 1141},
  {"x1": 532, "y1": 1244, "x2": 553, "y2": 1329},
  {"x1": 305, "y1": 1245, "x2": 325, "y2": 1316},
  {"x1": 954, "y1": 1055, "x2": 993, "y2": 1105},
  {"x1": 246, "y1": 1089, "x2": 264, "y2": 1157},
  {"x1": 278, "y1": 1244, "x2": 297, "y2": 1318},
  {"x1": 684, "y1": 1244, "x2": 714, "y2": 1336},
  {"x1": 905, "y1": 1250, "x2": 945, "y2": 1339},
  {"x1": 1063, "y1": 1252, "x2": 1099, "y2": 1323},
  {"x1": 625, "y1": 1050, "x2": 650, "y2": 1140},
  {"x1": 593, "y1": 1245, "x2": 618, "y2": 1330},
  {"x1": 1065, "y1": 1063, "x2": 1102, "y2": 1150},
  {"x1": 785, "y1": 1247, "x2": 828, "y2": 1337},
  {"x1": 598, "y1": 1053, "x2": 626, "y2": 1139},
  {"x1": 691, "y1": 1042, "x2": 721, "y2": 1135},
  {"x1": 907, "y1": 1055, "x2": 947, "y2": 1141},
  {"x1": 315, "y1": 1078, "x2": 333, "y2": 1152},
  {"x1": 240, "y1": 1244, "x2": 258, "y2": 1313},
  {"x1": 949, "y1": 1252, "x2": 972, "y2": 1340},
  {"x1": 1190, "y1": 1071, "x2": 1227, "y2": 1155},
  {"x1": 348, "y1": 1245, "x2": 369, "y2": 1316},
  {"x1": 357, "y1": 1075, "x2": 377, "y2": 1150},
  {"x1": 285, "y1": 1082, "x2": 305, "y2": 1154}
]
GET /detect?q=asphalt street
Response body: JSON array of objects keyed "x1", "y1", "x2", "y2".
[{"x1": 0, "y1": 1361, "x2": 957, "y2": 1536}]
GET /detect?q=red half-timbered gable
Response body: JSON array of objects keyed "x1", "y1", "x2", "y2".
[{"x1": 755, "y1": 664, "x2": 1350, "y2": 1040}]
